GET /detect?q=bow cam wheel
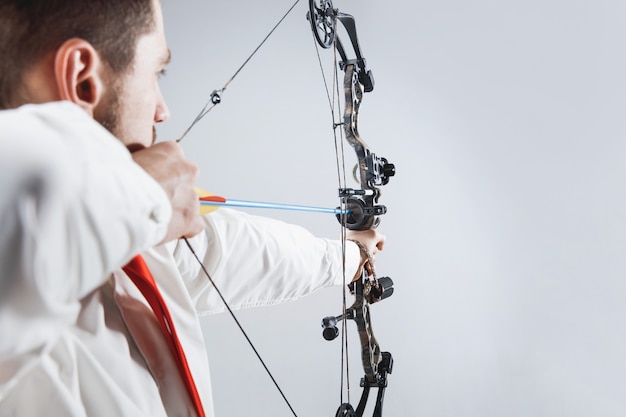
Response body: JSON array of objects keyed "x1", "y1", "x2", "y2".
[{"x1": 307, "y1": 0, "x2": 336, "y2": 48}]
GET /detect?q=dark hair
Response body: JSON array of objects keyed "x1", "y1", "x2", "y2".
[{"x1": 0, "y1": 0, "x2": 155, "y2": 108}]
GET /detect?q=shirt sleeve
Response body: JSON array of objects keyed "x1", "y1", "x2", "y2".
[
  {"x1": 0, "y1": 102, "x2": 171, "y2": 353},
  {"x1": 172, "y1": 208, "x2": 362, "y2": 315}
]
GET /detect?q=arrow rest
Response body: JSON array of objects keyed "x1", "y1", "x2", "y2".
[{"x1": 336, "y1": 194, "x2": 387, "y2": 231}]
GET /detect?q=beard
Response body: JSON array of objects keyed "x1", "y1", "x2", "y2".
[
  {"x1": 95, "y1": 80, "x2": 123, "y2": 141},
  {"x1": 94, "y1": 81, "x2": 157, "y2": 148}
]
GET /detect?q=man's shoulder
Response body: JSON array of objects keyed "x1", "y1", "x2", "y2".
[
  {"x1": 1, "y1": 101, "x2": 98, "y2": 138},
  {"x1": 1, "y1": 100, "x2": 81, "y2": 119}
]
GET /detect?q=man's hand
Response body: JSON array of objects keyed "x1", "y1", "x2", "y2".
[
  {"x1": 346, "y1": 229, "x2": 386, "y2": 281},
  {"x1": 131, "y1": 142, "x2": 203, "y2": 243}
]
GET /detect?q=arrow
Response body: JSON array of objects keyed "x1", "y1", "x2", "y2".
[{"x1": 199, "y1": 195, "x2": 349, "y2": 215}]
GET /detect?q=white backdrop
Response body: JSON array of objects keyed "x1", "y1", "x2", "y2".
[{"x1": 158, "y1": 1, "x2": 626, "y2": 416}]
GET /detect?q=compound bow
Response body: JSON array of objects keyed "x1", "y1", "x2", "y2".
[{"x1": 307, "y1": 1, "x2": 396, "y2": 416}]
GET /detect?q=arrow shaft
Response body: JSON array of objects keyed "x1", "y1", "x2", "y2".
[{"x1": 200, "y1": 198, "x2": 348, "y2": 215}]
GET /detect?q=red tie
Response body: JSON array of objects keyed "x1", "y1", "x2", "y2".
[{"x1": 123, "y1": 255, "x2": 206, "y2": 417}]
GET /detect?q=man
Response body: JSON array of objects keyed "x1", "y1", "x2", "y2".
[{"x1": 0, "y1": 0, "x2": 385, "y2": 416}]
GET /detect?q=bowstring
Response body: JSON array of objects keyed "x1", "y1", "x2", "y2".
[
  {"x1": 182, "y1": 239, "x2": 298, "y2": 417},
  {"x1": 176, "y1": 1, "x2": 306, "y2": 416},
  {"x1": 177, "y1": 0, "x2": 302, "y2": 143}
]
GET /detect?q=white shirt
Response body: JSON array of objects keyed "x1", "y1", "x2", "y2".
[{"x1": 0, "y1": 102, "x2": 361, "y2": 416}]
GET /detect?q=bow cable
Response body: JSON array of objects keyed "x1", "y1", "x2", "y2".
[
  {"x1": 310, "y1": 12, "x2": 355, "y2": 409},
  {"x1": 308, "y1": 3, "x2": 360, "y2": 406}
]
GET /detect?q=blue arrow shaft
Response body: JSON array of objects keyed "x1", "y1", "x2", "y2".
[{"x1": 200, "y1": 199, "x2": 349, "y2": 215}]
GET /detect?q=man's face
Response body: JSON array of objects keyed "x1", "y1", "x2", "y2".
[{"x1": 97, "y1": 0, "x2": 170, "y2": 148}]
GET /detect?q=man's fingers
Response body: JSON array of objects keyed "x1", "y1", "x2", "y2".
[{"x1": 131, "y1": 141, "x2": 205, "y2": 243}]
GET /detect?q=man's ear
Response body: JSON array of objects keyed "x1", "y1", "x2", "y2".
[{"x1": 53, "y1": 38, "x2": 105, "y2": 115}]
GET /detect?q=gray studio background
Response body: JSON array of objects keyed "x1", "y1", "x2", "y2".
[{"x1": 157, "y1": 1, "x2": 626, "y2": 416}]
